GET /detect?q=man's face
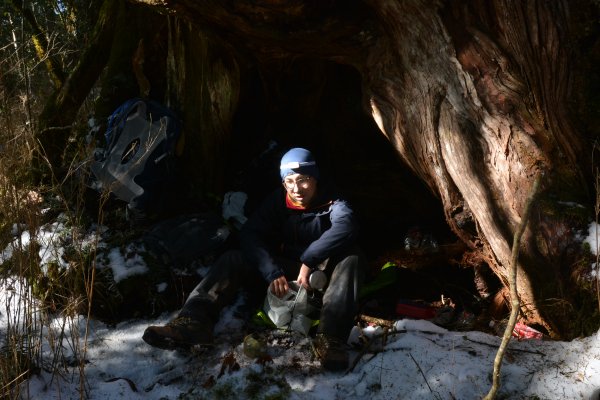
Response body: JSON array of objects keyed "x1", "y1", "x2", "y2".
[{"x1": 283, "y1": 173, "x2": 317, "y2": 207}]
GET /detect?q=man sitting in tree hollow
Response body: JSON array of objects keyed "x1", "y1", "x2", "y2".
[{"x1": 143, "y1": 147, "x2": 365, "y2": 371}]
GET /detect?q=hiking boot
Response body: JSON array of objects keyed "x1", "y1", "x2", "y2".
[
  {"x1": 142, "y1": 316, "x2": 213, "y2": 350},
  {"x1": 313, "y1": 334, "x2": 349, "y2": 371}
]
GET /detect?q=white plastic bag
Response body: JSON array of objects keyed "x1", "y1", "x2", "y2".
[{"x1": 263, "y1": 281, "x2": 317, "y2": 334}]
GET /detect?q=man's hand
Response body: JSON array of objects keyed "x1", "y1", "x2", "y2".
[
  {"x1": 270, "y1": 275, "x2": 289, "y2": 298},
  {"x1": 297, "y1": 264, "x2": 311, "y2": 290}
]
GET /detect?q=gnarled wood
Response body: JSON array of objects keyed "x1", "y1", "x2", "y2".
[{"x1": 362, "y1": 0, "x2": 591, "y2": 337}]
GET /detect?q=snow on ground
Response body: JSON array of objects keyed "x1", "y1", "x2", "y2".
[
  {"x1": 2, "y1": 286, "x2": 600, "y2": 400},
  {"x1": 1, "y1": 217, "x2": 600, "y2": 399}
]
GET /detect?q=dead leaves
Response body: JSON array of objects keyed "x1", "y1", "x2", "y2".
[
  {"x1": 218, "y1": 351, "x2": 240, "y2": 378},
  {"x1": 200, "y1": 350, "x2": 273, "y2": 390}
]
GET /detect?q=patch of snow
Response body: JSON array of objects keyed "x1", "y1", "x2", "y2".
[
  {"x1": 37, "y1": 220, "x2": 69, "y2": 272},
  {"x1": 585, "y1": 221, "x2": 600, "y2": 255},
  {"x1": 2, "y1": 282, "x2": 600, "y2": 399},
  {"x1": 2, "y1": 215, "x2": 600, "y2": 399},
  {"x1": 97, "y1": 245, "x2": 148, "y2": 283},
  {"x1": 156, "y1": 282, "x2": 168, "y2": 293},
  {"x1": 558, "y1": 201, "x2": 586, "y2": 208},
  {"x1": 394, "y1": 318, "x2": 449, "y2": 334}
]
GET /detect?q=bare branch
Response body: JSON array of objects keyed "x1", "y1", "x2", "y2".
[
  {"x1": 9, "y1": 0, "x2": 66, "y2": 88},
  {"x1": 484, "y1": 174, "x2": 542, "y2": 400}
]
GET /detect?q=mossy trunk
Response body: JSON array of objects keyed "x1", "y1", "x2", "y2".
[{"x1": 33, "y1": 0, "x2": 121, "y2": 182}]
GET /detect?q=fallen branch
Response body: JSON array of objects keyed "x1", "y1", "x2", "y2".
[
  {"x1": 409, "y1": 352, "x2": 439, "y2": 399},
  {"x1": 104, "y1": 377, "x2": 138, "y2": 392},
  {"x1": 463, "y1": 337, "x2": 546, "y2": 356},
  {"x1": 484, "y1": 175, "x2": 541, "y2": 400},
  {"x1": 358, "y1": 314, "x2": 395, "y2": 329}
]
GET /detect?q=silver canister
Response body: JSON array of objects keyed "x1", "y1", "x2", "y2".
[{"x1": 309, "y1": 270, "x2": 327, "y2": 291}]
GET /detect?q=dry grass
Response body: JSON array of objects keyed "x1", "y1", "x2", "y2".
[
  {"x1": 0, "y1": 70, "x2": 100, "y2": 400},
  {"x1": 0, "y1": 3, "x2": 154, "y2": 398}
]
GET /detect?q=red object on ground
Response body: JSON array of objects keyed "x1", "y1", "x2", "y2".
[
  {"x1": 395, "y1": 301, "x2": 437, "y2": 319},
  {"x1": 512, "y1": 322, "x2": 543, "y2": 339}
]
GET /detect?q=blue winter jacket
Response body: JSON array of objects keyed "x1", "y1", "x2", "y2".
[{"x1": 240, "y1": 187, "x2": 359, "y2": 283}]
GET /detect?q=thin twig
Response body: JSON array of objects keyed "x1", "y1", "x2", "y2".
[
  {"x1": 594, "y1": 167, "x2": 600, "y2": 311},
  {"x1": 39, "y1": 125, "x2": 73, "y2": 132},
  {"x1": 346, "y1": 329, "x2": 407, "y2": 374},
  {"x1": 463, "y1": 337, "x2": 546, "y2": 356},
  {"x1": 484, "y1": 175, "x2": 542, "y2": 400},
  {"x1": 409, "y1": 352, "x2": 438, "y2": 398}
]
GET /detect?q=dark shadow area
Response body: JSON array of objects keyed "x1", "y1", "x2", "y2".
[
  {"x1": 228, "y1": 58, "x2": 454, "y2": 262},
  {"x1": 225, "y1": 58, "x2": 492, "y2": 325}
]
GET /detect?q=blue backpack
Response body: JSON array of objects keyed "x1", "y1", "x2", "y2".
[{"x1": 91, "y1": 98, "x2": 184, "y2": 223}]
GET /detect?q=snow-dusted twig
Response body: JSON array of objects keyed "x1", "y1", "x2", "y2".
[{"x1": 484, "y1": 175, "x2": 541, "y2": 400}]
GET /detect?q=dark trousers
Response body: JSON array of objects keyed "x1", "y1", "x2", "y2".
[{"x1": 179, "y1": 248, "x2": 365, "y2": 341}]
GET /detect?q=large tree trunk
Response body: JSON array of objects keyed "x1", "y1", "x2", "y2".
[
  {"x1": 362, "y1": 0, "x2": 592, "y2": 337},
  {"x1": 42, "y1": 0, "x2": 597, "y2": 338},
  {"x1": 165, "y1": 20, "x2": 240, "y2": 196},
  {"x1": 132, "y1": 0, "x2": 597, "y2": 338}
]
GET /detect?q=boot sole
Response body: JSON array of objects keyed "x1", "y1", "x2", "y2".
[
  {"x1": 142, "y1": 328, "x2": 215, "y2": 350},
  {"x1": 142, "y1": 329, "x2": 192, "y2": 350}
]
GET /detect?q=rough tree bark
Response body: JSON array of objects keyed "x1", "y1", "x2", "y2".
[
  {"x1": 39, "y1": 0, "x2": 598, "y2": 338},
  {"x1": 363, "y1": 0, "x2": 593, "y2": 338},
  {"x1": 164, "y1": 19, "x2": 241, "y2": 195}
]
